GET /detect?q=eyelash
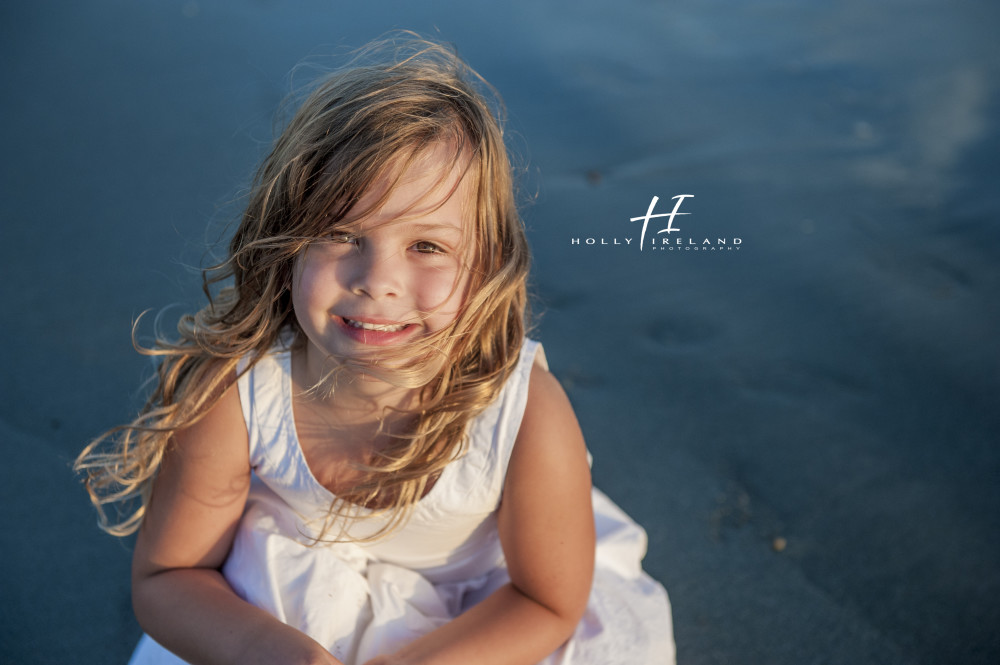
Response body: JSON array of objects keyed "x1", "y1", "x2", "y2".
[
  {"x1": 328, "y1": 232, "x2": 357, "y2": 244},
  {"x1": 412, "y1": 241, "x2": 444, "y2": 254}
]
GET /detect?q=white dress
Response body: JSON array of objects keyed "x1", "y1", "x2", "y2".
[{"x1": 129, "y1": 339, "x2": 675, "y2": 665}]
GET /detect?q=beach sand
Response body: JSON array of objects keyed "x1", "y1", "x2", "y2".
[{"x1": 2, "y1": 1, "x2": 998, "y2": 663}]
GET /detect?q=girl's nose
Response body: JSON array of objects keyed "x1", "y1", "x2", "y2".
[{"x1": 349, "y1": 247, "x2": 403, "y2": 299}]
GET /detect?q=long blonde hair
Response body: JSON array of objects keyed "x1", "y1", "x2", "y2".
[{"x1": 74, "y1": 36, "x2": 531, "y2": 540}]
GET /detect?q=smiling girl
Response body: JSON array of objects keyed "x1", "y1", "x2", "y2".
[{"x1": 75, "y1": 37, "x2": 675, "y2": 665}]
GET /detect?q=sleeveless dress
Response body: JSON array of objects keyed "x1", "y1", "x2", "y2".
[{"x1": 128, "y1": 338, "x2": 675, "y2": 665}]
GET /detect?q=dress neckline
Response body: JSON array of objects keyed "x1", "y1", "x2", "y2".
[{"x1": 277, "y1": 348, "x2": 454, "y2": 515}]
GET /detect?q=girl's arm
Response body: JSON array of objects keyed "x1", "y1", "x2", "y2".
[
  {"x1": 370, "y1": 363, "x2": 596, "y2": 665},
  {"x1": 131, "y1": 381, "x2": 343, "y2": 665}
]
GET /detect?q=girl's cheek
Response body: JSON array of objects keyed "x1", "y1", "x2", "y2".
[
  {"x1": 425, "y1": 264, "x2": 466, "y2": 305},
  {"x1": 426, "y1": 269, "x2": 470, "y2": 320},
  {"x1": 292, "y1": 254, "x2": 331, "y2": 314}
]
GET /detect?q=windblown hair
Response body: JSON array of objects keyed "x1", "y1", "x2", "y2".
[{"x1": 74, "y1": 36, "x2": 531, "y2": 540}]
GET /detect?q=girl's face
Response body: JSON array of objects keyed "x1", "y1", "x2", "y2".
[{"x1": 292, "y1": 142, "x2": 475, "y2": 374}]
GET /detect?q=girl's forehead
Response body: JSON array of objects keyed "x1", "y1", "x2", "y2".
[{"x1": 346, "y1": 142, "x2": 477, "y2": 231}]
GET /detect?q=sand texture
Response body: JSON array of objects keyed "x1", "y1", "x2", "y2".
[{"x1": 2, "y1": 1, "x2": 998, "y2": 663}]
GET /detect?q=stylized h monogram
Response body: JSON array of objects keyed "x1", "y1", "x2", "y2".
[{"x1": 630, "y1": 195, "x2": 693, "y2": 251}]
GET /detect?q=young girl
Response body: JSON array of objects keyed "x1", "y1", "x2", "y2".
[{"x1": 76, "y1": 38, "x2": 675, "y2": 665}]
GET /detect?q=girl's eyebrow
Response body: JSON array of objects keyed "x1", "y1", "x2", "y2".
[{"x1": 406, "y1": 221, "x2": 463, "y2": 234}]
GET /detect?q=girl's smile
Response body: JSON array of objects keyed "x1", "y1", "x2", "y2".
[{"x1": 335, "y1": 315, "x2": 417, "y2": 346}]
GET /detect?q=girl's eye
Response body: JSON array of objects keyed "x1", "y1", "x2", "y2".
[
  {"x1": 412, "y1": 241, "x2": 444, "y2": 254},
  {"x1": 328, "y1": 232, "x2": 358, "y2": 244}
]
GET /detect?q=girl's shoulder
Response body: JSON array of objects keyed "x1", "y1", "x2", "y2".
[
  {"x1": 519, "y1": 354, "x2": 581, "y2": 456},
  {"x1": 506, "y1": 339, "x2": 590, "y2": 505},
  {"x1": 180, "y1": 369, "x2": 251, "y2": 469}
]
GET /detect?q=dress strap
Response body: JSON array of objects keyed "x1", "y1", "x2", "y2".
[
  {"x1": 235, "y1": 338, "x2": 297, "y2": 474},
  {"x1": 492, "y1": 339, "x2": 543, "y2": 490}
]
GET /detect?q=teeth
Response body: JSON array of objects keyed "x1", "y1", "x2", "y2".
[{"x1": 345, "y1": 318, "x2": 406, "y2": 332}]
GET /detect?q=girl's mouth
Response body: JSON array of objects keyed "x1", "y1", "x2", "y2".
[
  {"x1": 337, "y1": 316, "x2": 416, "y2": 345},
  {"x1": 343, "y1": 317, "x2": 408, "y2": 333}
]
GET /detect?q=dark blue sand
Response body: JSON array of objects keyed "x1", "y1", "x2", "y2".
[{"x1": 2, "y1": 1, "x2": 998, "y2": 663}]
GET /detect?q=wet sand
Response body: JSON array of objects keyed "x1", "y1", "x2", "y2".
[{"x1": 2, "y1": 1, "x2": 998, "y2": 663}]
